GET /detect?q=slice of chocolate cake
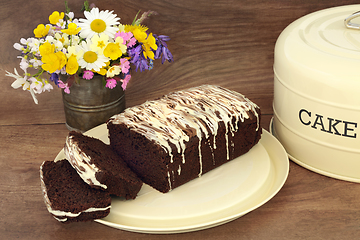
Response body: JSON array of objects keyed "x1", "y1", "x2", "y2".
[
  {"x1": 64, "y1": 131, "x2": 142, "y2": 199},
  {"x1": 40, "y1": 159, "x2": 111, "y2": 223}
]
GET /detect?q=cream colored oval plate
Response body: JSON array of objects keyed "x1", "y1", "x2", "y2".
[{"x1": 55, "y1": 124, "x2": 289, "y2": 234}]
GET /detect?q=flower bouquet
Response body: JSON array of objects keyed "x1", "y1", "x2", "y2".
[{"x1": 5, "y1": 1, "x2": 173, "y2": 104}]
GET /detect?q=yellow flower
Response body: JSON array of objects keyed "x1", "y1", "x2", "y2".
[
  {"x1": 56, "y1": 51, "x2": 67, "y2": 70},
  {"x1": 39, "y1": 42, "x2": 55, "y2": 56},
  {"x1": 142, "y1": 33, "x2": 157, "y2": 60},
  {"x1": 132, "y1": 28, "x2": 147, "y2": 42},
  {"x1": 96, "y1": 61, "x2": 110, "y2": 75},
  {"x1": 66, "y1": 55, "x2": 79, "y2": 75},
  {"x1": 33, "y1": 24, "x2": 50, "y2": 38},
  {"x1": 90, "y1": 33, "x2": 109, "y2": 54},
  {"x1": 143, "y1": 47, "x2": 154, "y2": 60},
  {"x1": 41, "y1": 51, "x2": 67, "y2": 73},
  {"x1": 41, "y1": 53, "x2": 60, "y2": 73},
  {"x1": 114, "y1": 37, "x2": 127, "y2": 54},
  {"x1": 65, "y1": 46, "x2": 79, "y2": 58},
  {"x1": 96, "y1": 67, "x2": 107, "y2": 76},
  {"x1": 124, "y1": 24, "x2": 157, "y2": 60},
  {"x1": 146, "y1": 33, "x2": 157, "y2": 50},
  {"x1": 61, "y1": 23, "x2": 81, "y2": 35},
  {"x1": 55, "y1": 32, "x2": 69, "y2": 46},
  {"x1": 124, "y1": 24, "x2": 148, "y2": 34},
  {"x1": 118, "y1": 24, "x2": 125, "y2": 32},
  {"x1": 103, "y1": 42, "x2": 122, "y2": 60},
  {"x1": 125, "y1": 25, "x2": 149, "y2": 44},
  {"x1": 106, "y1": 65, "x2": 121, "y2": 78},
  {"x1": 49, "y1": 11, "x2": 65, "y2": 25}
]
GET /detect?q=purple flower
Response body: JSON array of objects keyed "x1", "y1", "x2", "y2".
[
  {"x1": 135, "y1": 58, "x2": 150, "y2": 72},
  {"x1": 50, "y1": 73, "x2": 59, "y2": 86},
  {"x1": 154, "y1": 35, "x2": 173, "y2": 64},
  {"x1": 127, "y1": 34, "x2": 173, "y2": 72},
  {"x1": 128, "y1": 44, "x2": 150, "y2": 72}
]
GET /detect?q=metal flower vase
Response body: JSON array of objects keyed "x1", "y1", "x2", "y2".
[{"x1": 61, "y1": 75, "x2": 125, "y2": 132}]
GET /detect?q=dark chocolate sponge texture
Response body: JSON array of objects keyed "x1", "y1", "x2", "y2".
[
  {"x1": 40, "y1": 159, "x2": 111, "y2": 223},
  {"x1": 64, "y1": 131, "x2": 143, "y2": 199},
  {"x1": 107, "y1": 85, "x2": 262, "y2": 193}
]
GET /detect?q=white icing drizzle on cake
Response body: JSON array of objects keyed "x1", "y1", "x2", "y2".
[
  {"x1": 177, "y1": 165, "x2": 182, "y2": 175},
  {"x1": 51, "y1": 205, "x2": 111, "y2": 222},
  {"x1": 64, "y1": 136, "x2": 107, "y2": 189},
  {"x1": 109, "y1": 85, "x2": 260, "y2": 190},
  {"x1": 39, "y1": 161, "x2": 111, "y2": 223},
  {"x1": 166, "y1": 165, "x2": 172, "y2": 190}
]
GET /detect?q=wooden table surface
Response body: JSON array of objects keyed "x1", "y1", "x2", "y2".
[{"x1": 1, "y1": 0, "x2": 360, "y2": 239}]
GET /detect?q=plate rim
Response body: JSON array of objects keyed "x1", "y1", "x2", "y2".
[{"x1": 78, "y1": 125, "x2": 290, "y2": 234}]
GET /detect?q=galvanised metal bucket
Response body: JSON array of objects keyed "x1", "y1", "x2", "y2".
[{"x1": 62, "y1": 75, "x2": 125, "y2": 132}]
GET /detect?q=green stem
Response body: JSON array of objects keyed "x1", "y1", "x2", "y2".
[
  {"x1": 132, "y1": 10, "x2": 141, "y2": 26},
  {"x1": 33, "y1": 69, "x2": 45, "y2": 79}
]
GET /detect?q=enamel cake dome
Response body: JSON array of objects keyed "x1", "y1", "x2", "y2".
[{"x1": 273, "y1": 5, "x2": 360, "y2": 182}]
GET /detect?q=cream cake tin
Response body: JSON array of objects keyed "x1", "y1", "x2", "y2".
[{"x1": 273, "y1": 5, "x2": 360, "y2": 182}]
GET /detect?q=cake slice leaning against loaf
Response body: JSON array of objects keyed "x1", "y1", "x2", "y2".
[
  {"x1": 40, "y1": 159, "x2": 111, "y2": 223},
  {"x1": 64, "y1": 131, "x2": 143, "y2": 200},
  {"x1": 107, "y1": 85, "x2": 262, "y2": 193}
]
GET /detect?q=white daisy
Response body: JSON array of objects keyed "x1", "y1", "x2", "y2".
[
  {"x1": 76, "y1": 41, "x2": 109, "y2": 72},
  {"x1": 78, "y1": 7, "x2": 120, "y2": 39}
]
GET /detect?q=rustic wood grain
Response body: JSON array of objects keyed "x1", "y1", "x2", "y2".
[
  {"x1": 2, "y1": 0, "x2": 360, "y2": 239},
  {"x1": 2, "y1": 0, "x2": 359, "y2": 126}
]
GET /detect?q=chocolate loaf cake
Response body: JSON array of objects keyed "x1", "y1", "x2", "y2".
[
  {"x1": 40, "y1": 159, "x2": 111, "y2": 223},
  {"x1": 107, "y1": 85, "x2": 262, "y2": 193},
  {"x1": 64, "y1": 131, "x2": 143, "y2": 199}
]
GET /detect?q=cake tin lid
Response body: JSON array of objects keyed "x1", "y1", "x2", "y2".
[{"x1": 274, "y1": 5, "x2": 360, "y2": 107}]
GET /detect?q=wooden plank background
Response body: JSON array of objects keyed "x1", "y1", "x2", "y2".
[{"x1": 2, "y1": 0, "x2": 359, "y2": 126}]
